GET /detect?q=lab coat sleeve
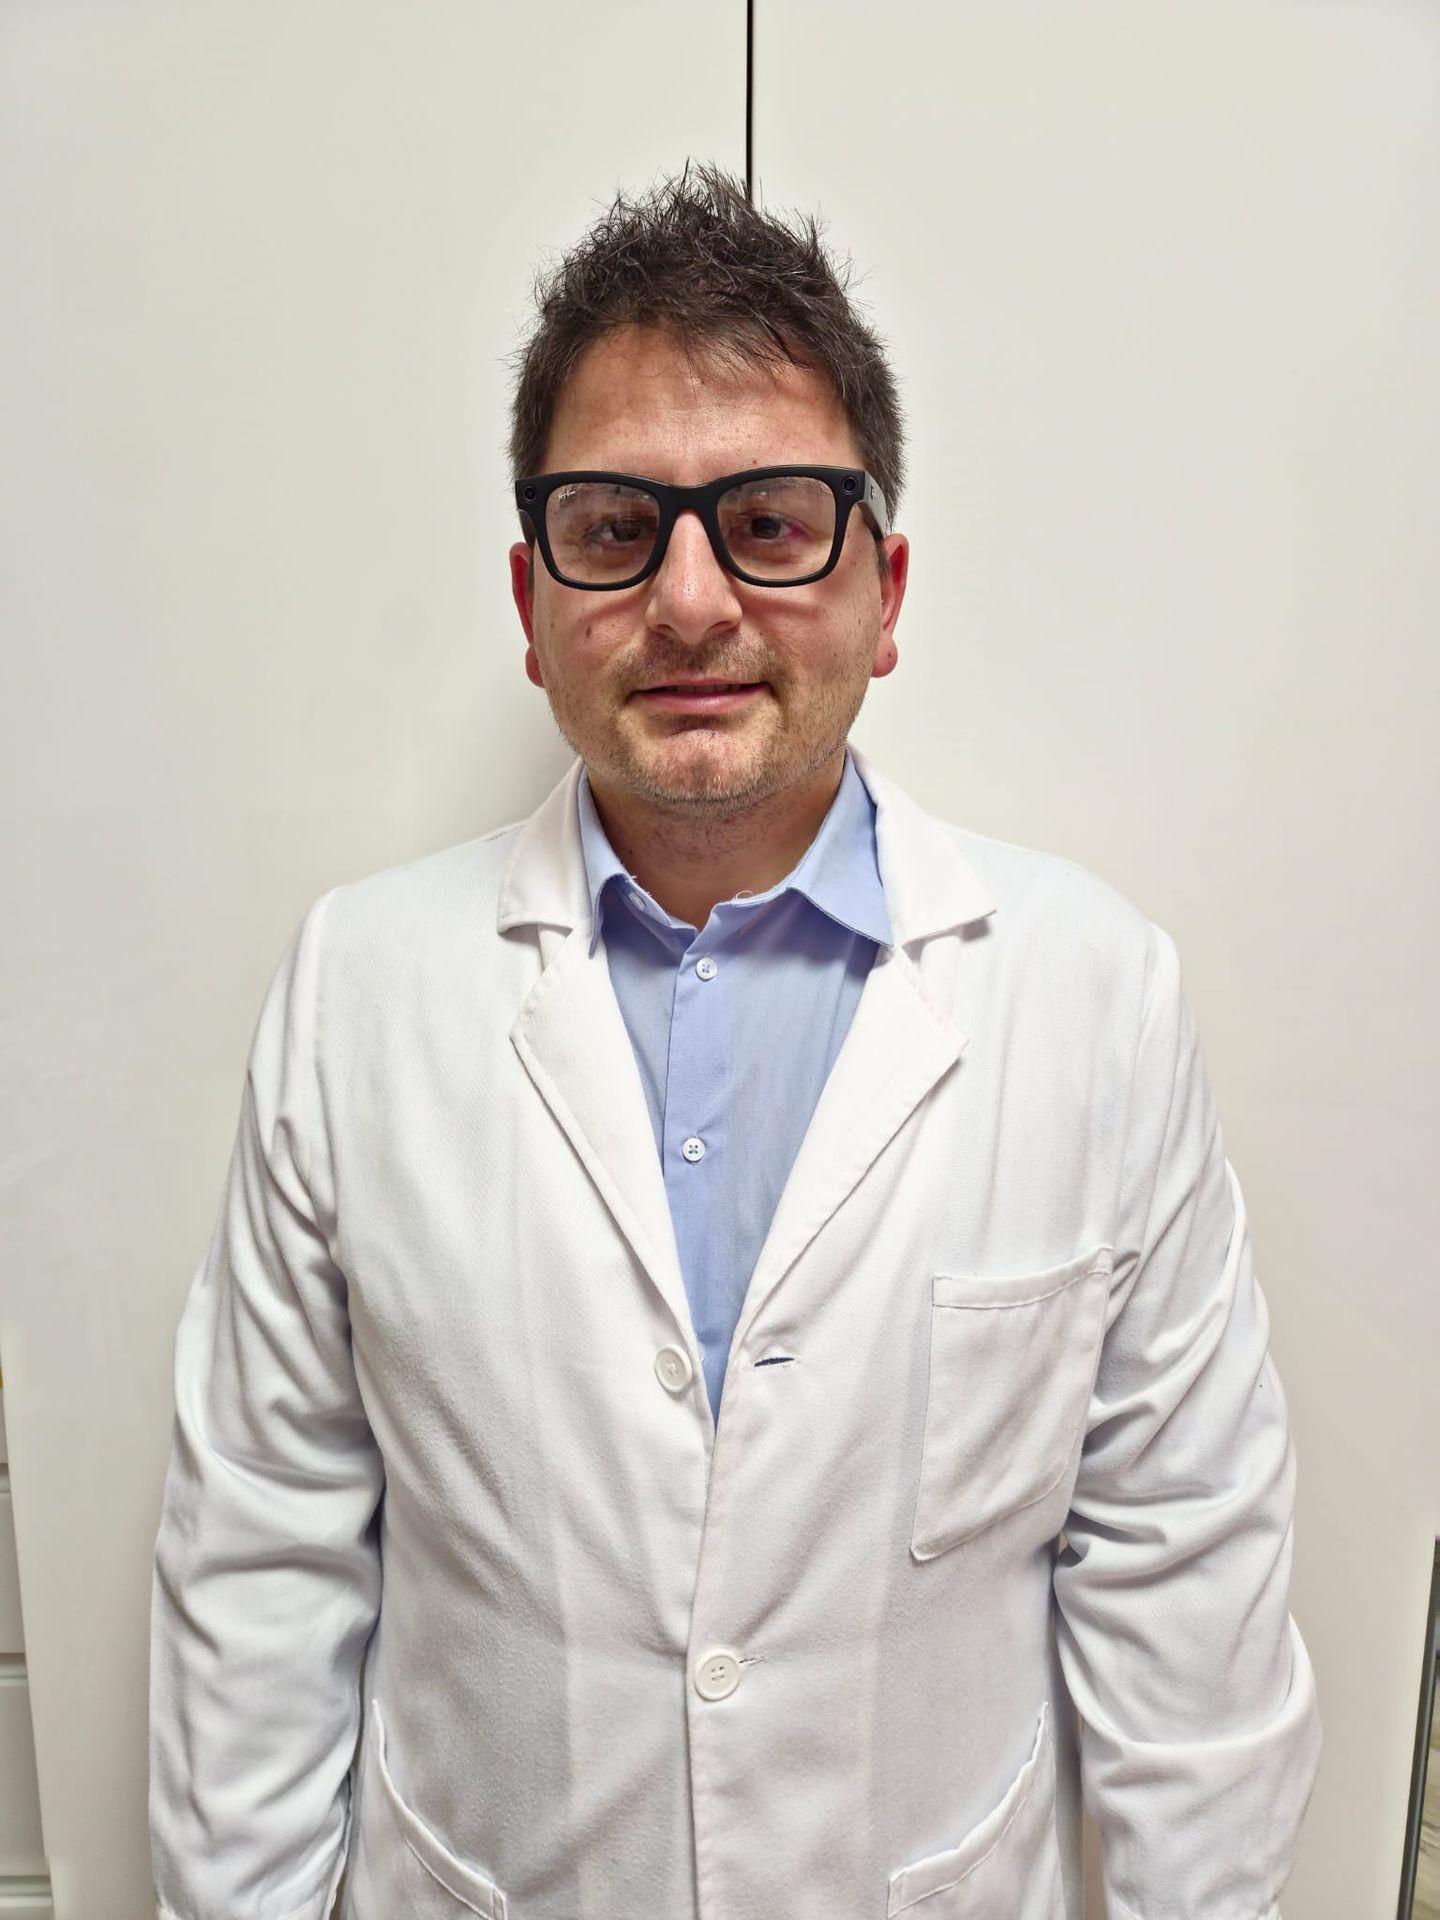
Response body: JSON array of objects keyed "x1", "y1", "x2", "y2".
[
  {"x1": 1052, "y1": 919, "x2": 1322, "y2": 1920},
  {"x1": 149, "y1": 890, "x2": 384, "y2": 1920}
]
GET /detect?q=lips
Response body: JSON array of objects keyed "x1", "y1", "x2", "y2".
[
  {"x1": 635, "y1": 682, "x2": 766, "y2": 712},
  {"x1": 643, "y1": 681, "x2": 759, "y2": 693}
]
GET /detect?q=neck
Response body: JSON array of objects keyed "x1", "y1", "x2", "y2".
[{"x1": 587, "y1": 750, "x2": 847, "y2": 933}]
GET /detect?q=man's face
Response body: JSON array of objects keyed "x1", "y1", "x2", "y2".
[{"x1": 508, "y1": 325, "x2": 908, "y2": 816}]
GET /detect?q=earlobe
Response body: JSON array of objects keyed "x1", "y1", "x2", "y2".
[{"x1": 870, "y1": 629, "x2": 899, "y2": 681}]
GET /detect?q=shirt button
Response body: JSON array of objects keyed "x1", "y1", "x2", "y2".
[
  {"x1": 694, "y1": 1648, "x2": 741, "y2": 1701},
  {"x1": 695, "y1": 956, "x2": 718, "y2": 981},
  {"x1": 681, "y1": 1136, "x2": 705, "y2": 1162},
  {"x1": 628, "y1": 890, "x2": 645, "y2": 909},
  {"x1": 655, "y1": 1345, "x2": 693, "y2": 1393}
]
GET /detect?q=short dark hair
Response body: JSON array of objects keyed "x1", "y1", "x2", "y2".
[{"x1": 506, "y1": 159, "x2": 906, "y2": 587}]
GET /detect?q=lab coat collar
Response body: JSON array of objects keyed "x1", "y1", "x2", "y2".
[
  {"x1": 496, "y1": 742, "x2": 997, "y2": 947},
  {"x1": 574, "y1": 743, "x2": 893, "y2": 958}
]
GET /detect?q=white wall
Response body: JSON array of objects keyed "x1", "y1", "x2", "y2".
[{"x1": 1, "y1": 3, "x2": 1436, "y2": 1916}]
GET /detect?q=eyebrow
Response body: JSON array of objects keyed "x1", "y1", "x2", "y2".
[{"x1": 555, "y1": 464, "x2": 832, "y2": 483}]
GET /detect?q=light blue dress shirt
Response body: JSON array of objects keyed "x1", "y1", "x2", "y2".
[{"x1": 577, "y1": 744, "x2": 894, "y2": 1424}]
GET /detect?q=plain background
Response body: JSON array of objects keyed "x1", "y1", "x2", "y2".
[{"x1": 1, "y1": 3, "x2": 1437, "y2": 1915}]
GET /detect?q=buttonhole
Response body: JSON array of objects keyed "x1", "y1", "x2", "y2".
[{"x1": 753, "y1": 1355, "x2": 797, "y2": 1368}]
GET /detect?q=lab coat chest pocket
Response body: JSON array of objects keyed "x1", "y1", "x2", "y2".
[
  {"x1": 887, "y1": 1699, "x2": 1062, "y2": 1916},
  {"x1": 352, "y1": 1698, "x2": 509, "y2": 1919},
  {"x1": 910, "y1": 1246, "x2": 1113, "y2": 1561}
]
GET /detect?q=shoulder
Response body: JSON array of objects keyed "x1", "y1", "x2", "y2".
[
  {"x1": 305, "y1": 817, "x2": 528, "y2": 973},
  {"x1": 860, "y1": 751, "x2": 1158, "y2": 974},
  {"x1": 947, "y1": 813, "x2": 1156, "y2": 956},
  {"x1": 917, "y1": 810, "x2": 1164, "y2": 1029}
]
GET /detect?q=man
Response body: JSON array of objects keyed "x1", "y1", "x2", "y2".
[{"x1": 150, "y1": 162, "x2": 1321, "y2": 1920}]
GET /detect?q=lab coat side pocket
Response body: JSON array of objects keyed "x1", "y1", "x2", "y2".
[
  {"x1": 887, "y1": 1698, "x2": 1062, "y2": 1916},
  {"x1": 349, "y1": 1697, "x2": 509, "y2": 1919},
  {"x1": 910, "y1": 1247, "x2": 1113, "y2": 1562}
]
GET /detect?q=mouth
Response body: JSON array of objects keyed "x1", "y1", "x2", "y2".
[{"x1": 634, "y1": 682, "x2": 767, "y2": 713}]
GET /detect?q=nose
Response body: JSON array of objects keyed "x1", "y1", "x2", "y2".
[{"x1": 645, "y1": 507, "x2": 743, "y2": 635}]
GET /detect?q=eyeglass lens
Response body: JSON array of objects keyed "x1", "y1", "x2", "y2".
[{"x1": 545, "y1": 475, "x2": 838, "y2": 584}]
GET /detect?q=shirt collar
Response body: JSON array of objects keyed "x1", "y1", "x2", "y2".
[{"x1": 576, "y1": 744, "x2": 894, "y2": 957}]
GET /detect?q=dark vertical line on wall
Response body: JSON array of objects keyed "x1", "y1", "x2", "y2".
[
  {"x1": 745, "y1": 0, "x2": 755, "y2": 201},
  {"x1": 1397, "y1": 1538, "x2": 1439, "y2": 1918}
]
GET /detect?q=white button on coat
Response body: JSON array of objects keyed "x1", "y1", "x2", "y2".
[
  {"x1": 694, "y1": 1649, "x2": 741, "y2": 1700},
  {"x1": 654, "y1": 1345, "x2": 692, "y2": 1393}
]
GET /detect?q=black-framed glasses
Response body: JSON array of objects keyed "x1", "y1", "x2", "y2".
[{"x1": 515, "y1": 465, "x2": 890, "y2": 590}]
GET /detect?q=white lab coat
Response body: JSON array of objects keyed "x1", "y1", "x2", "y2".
[{"x1": 149, "y1": 744, "x2": 1321, "y2": 1920}]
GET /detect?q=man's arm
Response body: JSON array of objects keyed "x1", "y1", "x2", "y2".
[
  {"x1": 1053, "y1": 919, "x2": 1321, "y2": 1920},
  {"x1": 149, "y1": 891, "x2": 384, "y2": 1920}
]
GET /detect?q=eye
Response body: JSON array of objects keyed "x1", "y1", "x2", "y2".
[
  {"x1": 547, "y1": 482, "x2": 661, "y2": 578},
  {"x1": 717, "y1": 476, "x2": 833, "y2": 563},
  {"x1": 586, "y1": 515, "x2": 650, "y2": 547},
  {"x1": 741, "y1": 513, "x2": 794, "y2": 542}
]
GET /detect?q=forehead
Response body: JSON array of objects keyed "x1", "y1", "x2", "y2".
[{"x1": 542, "y1": 325, "x2": 860, "y2": 477}]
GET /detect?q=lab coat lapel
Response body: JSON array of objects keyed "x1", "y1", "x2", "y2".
[
  {"x1": 510, "y1": 917, "x2": 691, "y2": 1337},
  {"x1": 500, "y1": 759, "x2": 690, "y2": 1335},
  {"x1": 734, "y1": 745, "x2": 998, "y2": 1344},
  {"x1": 497, "y1": 747, "x2": 998, "y2": 1352},
  {"x1": 731, "y1": 936, "x2": 968, "y2": 1349}
]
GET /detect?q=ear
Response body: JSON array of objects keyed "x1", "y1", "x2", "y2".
[
  {"x1": 509, "y1": 541, "x2": 545, "y2": 687},
  {"x1": 509, "y1": 539, "x2": 536, "y2": 645}
]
